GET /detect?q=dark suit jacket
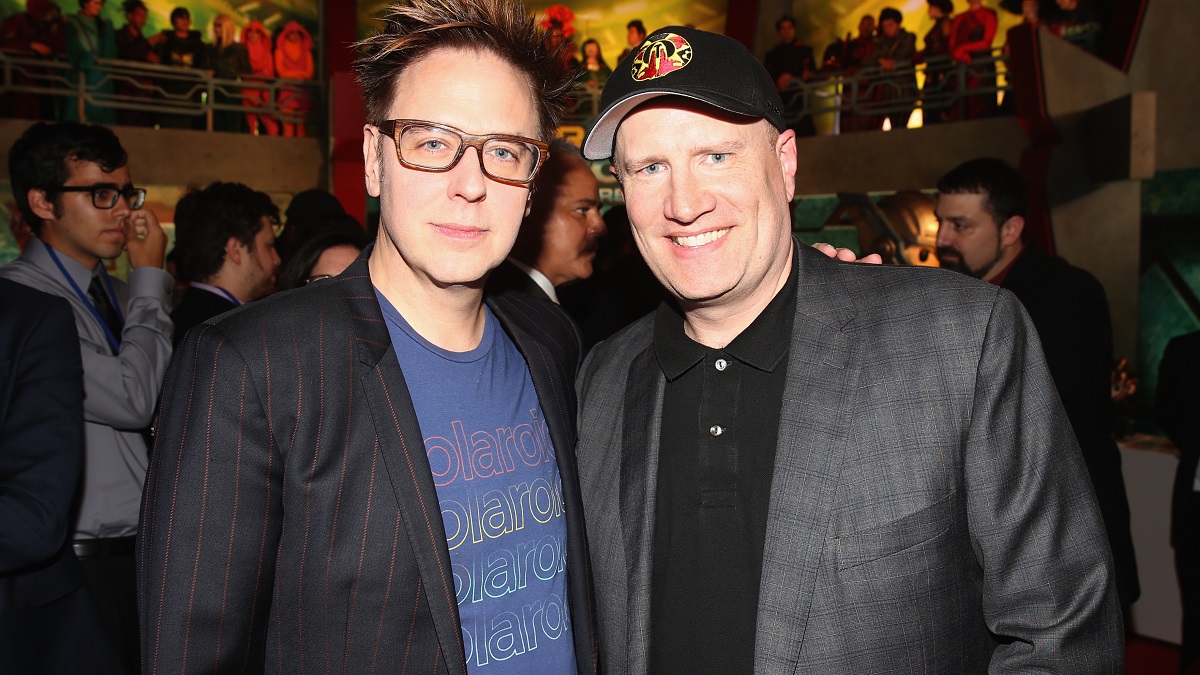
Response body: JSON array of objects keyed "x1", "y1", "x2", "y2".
[
  {"x1": 138, "y1": 251, "x2": 597, "y2": 674},
  {"x1": 484, "y1": 258, "x2": 553, "y2": 303},
  {"x1": 1158, "y1": 330, "x2": 1200, "y2": 541},
  {"x1": 0, "y1": 279, "x2": 120, "y2": 672},
  {"x1": 1001, "y1": 244, "x2": 1140, "y2": 606},
  {"x1": 170, "y1": 285, "x2": 238, "y2": 346},
  {"x1": 576, "y1": 243, "x2": 1123, "y2": 673}
]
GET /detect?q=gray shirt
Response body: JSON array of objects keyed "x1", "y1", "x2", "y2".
[{"x1": 0, "y1": 236, "x2": 172, "y2": 539}]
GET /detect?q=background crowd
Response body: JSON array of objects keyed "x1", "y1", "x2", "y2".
[{"x1": 0, "y1": 0, "x2": 316, "y2": 134}]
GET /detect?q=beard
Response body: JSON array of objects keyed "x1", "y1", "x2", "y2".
[{"x1": 936, "y1": 244, "x2": 1003, "y2": 280}]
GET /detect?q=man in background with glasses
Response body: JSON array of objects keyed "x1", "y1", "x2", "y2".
[
  {"x1": 0, "y1": 120, "x2": 172, "y2": 673},
  {"x1": 139, "y1": 0, "x2": 598, "y2": 673}
]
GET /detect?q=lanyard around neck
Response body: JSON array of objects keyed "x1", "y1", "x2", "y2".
[{"x1": 45, "y1": 244, "x2": 123, "y2": 354}]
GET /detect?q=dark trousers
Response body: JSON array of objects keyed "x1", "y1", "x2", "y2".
[
  {"x1": 75, "y1": 537, "x2": 140, "y2": 674},
  {"x1": 0, "y1": 547, "x2": 125, "y2": 675},
  {"x1": 1179, "y1": 491, "x2": 1200, "y2": 675}
]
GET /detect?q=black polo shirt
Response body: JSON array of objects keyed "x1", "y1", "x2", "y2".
[{"x1": 648, "y1": 249, "x2": 798, "y2": 674}]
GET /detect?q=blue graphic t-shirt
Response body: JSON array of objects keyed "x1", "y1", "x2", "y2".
[{"x1": 376, "y1": 291, "x2": 576, "y2": 674}]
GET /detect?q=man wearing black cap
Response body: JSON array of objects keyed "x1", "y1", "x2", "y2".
[{"x1": 574, "y1": 25, "x2": 1123, "y2": 674}]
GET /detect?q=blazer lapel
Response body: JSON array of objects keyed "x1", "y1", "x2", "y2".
[
  {"x1": 340, "y1": 251, "x2": 469, "y2": 675},
  {"x1": 487, "y1": 295, "x2": 599, "y2": 674},
  {"x1": 754, "y1": 245, "x2": 859, "y2": 673},
  {"x1": 619, "y1": 344, "x2": 664, "y2": 675}
]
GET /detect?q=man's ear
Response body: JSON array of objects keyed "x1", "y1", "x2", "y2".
[
  {"x1": 225, "y1": 236, "x2": 244, "y2": 265},
  {"x1": 27, "y1": 188, "x2": 56, "y2": 222},
  {"x1": 776, "y1": 129, "x2": 798, "y2": 202},
  {"x1": 363, "y1": 124, "x2": 383, "y2": 198},
  {"x1": 1000, "y1": 215, "x2": 1025, "y2": 246}
]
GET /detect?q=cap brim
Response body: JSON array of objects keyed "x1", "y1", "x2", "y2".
[{"x1": 581, "y1": 89, "x2": 767, "y2": 161}]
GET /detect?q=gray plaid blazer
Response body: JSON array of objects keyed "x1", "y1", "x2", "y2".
[{"x1": 575, "y1": 242, "x2": 1123, "y2": 674}]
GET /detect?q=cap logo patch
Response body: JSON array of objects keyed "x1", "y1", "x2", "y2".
[{"x1": 631, "y1": 33, "x2": 692, "y2": 81}]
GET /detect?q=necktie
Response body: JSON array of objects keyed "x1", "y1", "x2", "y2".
[{"x1": 88, "y1": 275, "x2": 123, "y2": 349}]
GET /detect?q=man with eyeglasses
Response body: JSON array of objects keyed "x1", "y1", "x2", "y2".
[
  {"x1": 169, "y1": 181, "x2": 282, "y2": 345},
  {"x1": 0, "y1": 120, "x2": 171, "y2": 673},
  {"x1": 139, "y1": 1, "x2": 598, "y2": 673}
]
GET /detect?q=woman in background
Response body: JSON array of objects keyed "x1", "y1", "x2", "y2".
[
  {"x1": 209, "y1": 15, "x2": 248, "y2": 132},
  {"x1": 578, "y1": 38, "x2": 610, "y2": 87},
  {"x1": 276, "y1": 226, "x2": 370, "y2": 292}
]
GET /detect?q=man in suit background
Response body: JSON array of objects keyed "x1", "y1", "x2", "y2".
[
  {"x1": 0, "y1": 279, "x2": 124, "y2": 673},
  {"x1": 487, "y1": 138, "x2": 606, "y2": 304},
  {"x1": 138, "y1": 0, "x2": 598, "y2": 673},
  {"x1": 576, "y1": 26, "x2": 1121, "y2": 673},
  {"x1": 1157, "y1": 331, "x2": 1200, "y2": 675},
  {"x1": 935, "y1": 157, "x2": 1140, "y2": 608},
  {"x1": 0, "y1": 120, "x2": 172, "y2": 673},
  {"x1": 169, "y1": 181, "x2": 282, "y2": 345}
]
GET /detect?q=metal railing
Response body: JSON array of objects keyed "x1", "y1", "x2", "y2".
[
  {"x1": 564, "y1": 49, "x2": 1010, "y2": 133},
  {"x1": 0, "y1": 49, "x2": 324, "y2": 132}
]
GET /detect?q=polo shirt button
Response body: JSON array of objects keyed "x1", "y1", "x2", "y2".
[
  {"x1": 709, "y1": 425, "x2": 724, "y2": 437},
  {"x1": 715, "y1": 358, "x2": 728, "y2": 371}
]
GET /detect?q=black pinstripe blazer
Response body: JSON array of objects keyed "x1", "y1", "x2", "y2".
[{"x1": 138, "y1": 250, "x2": 598, "y2": 674}]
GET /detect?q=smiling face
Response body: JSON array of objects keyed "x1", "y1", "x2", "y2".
[
  {"x1": 613, "y1": 100, "x2": 797, "y2": 317},
  {"x1": 363, "y1": 47, "x2": 540, "y2": 293},
  {"x1": 33, "y1": 159, "x2": 133, "y2": 269}
]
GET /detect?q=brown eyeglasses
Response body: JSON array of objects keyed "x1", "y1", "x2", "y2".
[{"x1": 376, "y1": 119, "x2": 548, "y2": 187}]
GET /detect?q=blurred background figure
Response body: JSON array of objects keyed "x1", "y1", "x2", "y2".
[
  {"x1": 864, "y1": 7, "x2": 917, "y2": 130},
  {"x1": 1052, "y1": 0, "x2": 1104, "y2": 54},
  {"x1": 919, "y1": 0, "x2": 955, "y2": 125},
  {"x1": 0, "y1": 0, "x2": 65, "y2": 120},
  {"x1": 114, "y1": 0, "x2": 159, "y2": 127},
  {"x1": 276, "y1": 224, "x2": 370, "y2": 291},
  {"x1": 241, "y1": 21, "x2": 278, "y2": 136},
  {"x1": 64, "y1": 0, "x2": 117, "y2": 124},
  {"x1": 578, "y1": 38, "x2": 611, "y2": 87},
  {"x1": 619, "y1": 18, "x2": 646, "y2": 63},
  {"x1": 949, "y1": 0, "x2": 998, "y2": 120},
  {"x1": 275, "y1": 188, "x2": 352, "y2": 264},
  {"x1": 274, "y1": 21, "x2": 314, "y2": 138},
  {"x1": 1157, "y1": 331, "x2": 1200, "y2": 675},
  {"x1": 209, "y1": 14, "x2": 249, "y2": 133},
  {"x1": 487, "y1": 139, "x2": 605, "y2": 304},
  {"x1": 935, "y1": 158, "x2": 1140, "y2": 608},
  {"x1": 156, "y1": 7, "x2": 207, "y2": 129},
  {"x1": 170, "y1": 181, "x2": 282, "y2": 344},
  {"x1": 763, "y1": 15, "x2": 816, "y2": 137}
]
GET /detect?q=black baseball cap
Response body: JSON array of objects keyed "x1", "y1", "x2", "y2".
[{"x1": 581, "y1": 26, "x2": 787, "y2": 161}]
